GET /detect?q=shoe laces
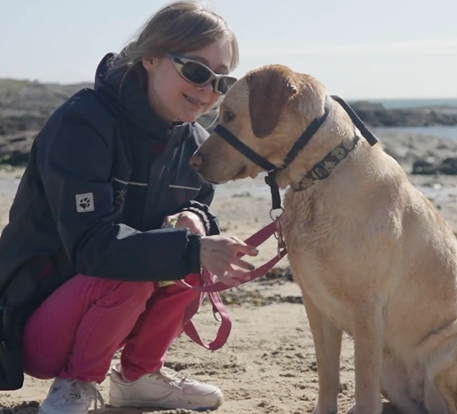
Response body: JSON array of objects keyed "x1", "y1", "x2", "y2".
[
  {"x1": 64, "y1": 380, "x2": 105, "y2": 412},
  {"x1": 157, "y1": 367, "x2": 191, "y2": 385}
]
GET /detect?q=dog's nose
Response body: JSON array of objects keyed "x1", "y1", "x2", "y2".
[{"x1": 189, "y1": 153, "x2": 203, "y2": 171}]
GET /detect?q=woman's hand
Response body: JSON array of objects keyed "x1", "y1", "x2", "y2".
[
  {"x1": 163, "y1": 211, "x2": 259, "y2": 286},
  {"x1": 200, "y1": 235, "x2": 258, "y2": 286}
]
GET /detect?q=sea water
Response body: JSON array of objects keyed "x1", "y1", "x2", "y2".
[{"x1": 364, "y1": 97, "x2": 457, "y2": 141}]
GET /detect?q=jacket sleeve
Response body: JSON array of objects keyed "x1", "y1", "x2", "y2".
[
  {"x1": 180, "y1": 184, "x2": 221, "y2": 236},
  {"x1": 36, "y1": 109, "x2": 200, "y2": 282}
]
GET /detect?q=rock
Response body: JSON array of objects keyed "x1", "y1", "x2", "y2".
[
  {"x1": 349, "y1": 101, "x2": 457, "y2": 127},
  {"x1": 412, "y1": 157, "x2": 457, "y2": 175},
  {"x1": 0, "y1": 112, "x2": 48, "y2": 135},
  {"x1": 0, "y1": 131, "x2": 37, "y2": 166},
  {"x1": 0, "y1": 79, "x2": 93, "y2": 165},
  {"x1": 412, "y1": 159, "x2": 436, "y2": 175}
]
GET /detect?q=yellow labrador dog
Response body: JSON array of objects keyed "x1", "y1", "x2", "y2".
[{"x1": 189, "y1": 64, "x2": 457, "y2": 414}]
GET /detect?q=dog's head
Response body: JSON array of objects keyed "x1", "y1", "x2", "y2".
[{"x1": 190, "y1": 64, "x2": 329, "y2": 184}]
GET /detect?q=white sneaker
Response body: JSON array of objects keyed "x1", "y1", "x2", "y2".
[
  {"x1": 109, "y1": 365, "x2": 223, "y2": 411},
  {"x1": 38, "y1": 378, "x2": 105, "y2": 414}
]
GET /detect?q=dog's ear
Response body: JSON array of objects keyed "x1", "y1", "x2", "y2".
[{"x1": 247, "y1": 66, "x2": 297, "y2": 138}]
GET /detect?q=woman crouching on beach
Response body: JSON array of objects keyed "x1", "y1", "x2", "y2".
[{"x1": 0, "y1": 1, "x2": 257, "y2": 413}]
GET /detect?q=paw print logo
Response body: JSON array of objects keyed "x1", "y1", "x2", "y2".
[
  {"x1": 79, "y1": 197, "x2": 91, "y2": 210},
  {"x1": 75, "y1": 193, "x2": 94, "y2": 213}
]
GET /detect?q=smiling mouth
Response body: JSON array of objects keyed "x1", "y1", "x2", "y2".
[{"x1": 183, "y1": 94, "x2": 206, "y2": 107}]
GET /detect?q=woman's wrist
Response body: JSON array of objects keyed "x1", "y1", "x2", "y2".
[{"x1": 181, "y1": 206, "x2": 210, "y2": 235}]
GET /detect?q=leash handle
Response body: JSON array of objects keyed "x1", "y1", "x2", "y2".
[
  {"x1": 183, "y1": 289, "x2": 232, "y2": 350},
  {"x1": 182, "y1": 272, "x2": 232, "y2": 350},
  {"x1": 181, "y1": 244, "x2": 286, "y2": 349}
]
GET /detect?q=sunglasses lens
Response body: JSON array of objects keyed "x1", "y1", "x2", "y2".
[
  {"x1": 171, "y1": 54, "x2": 236, "y2": 94},
  {"x1": 181, "y1": 62, "x2": 212, "y2": 85},
  {"x1": 216, "y1": 77, "x2": 237, "y2": 94}
]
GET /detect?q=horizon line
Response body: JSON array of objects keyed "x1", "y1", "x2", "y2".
[{"x1": 1, "y1": 77, "x2": 457, "y2": 102}]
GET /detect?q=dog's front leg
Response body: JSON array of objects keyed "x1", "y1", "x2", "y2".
[
  {"x1": 302, "y1": 290, "x2": 343, "y2": 414},
  {"x1": 347, "y1": 296, "x2": 384, "y2": 414}
]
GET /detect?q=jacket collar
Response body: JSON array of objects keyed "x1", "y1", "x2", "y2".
[{"x1": 94, "y1": 53, "x2": 189, "y2": 141}]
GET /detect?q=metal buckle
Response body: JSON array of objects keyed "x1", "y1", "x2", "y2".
[{"x1": 311, "y1": 162, "x2": 330, "y2": 180}]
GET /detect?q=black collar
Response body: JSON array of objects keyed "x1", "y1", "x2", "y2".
[{"x1": 214, "y1": 95, "x2": 379, "y2": 212}]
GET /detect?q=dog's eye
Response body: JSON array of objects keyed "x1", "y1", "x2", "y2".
[{"x1": 223, "y1": 111, "x2": 235, "y2": 123}]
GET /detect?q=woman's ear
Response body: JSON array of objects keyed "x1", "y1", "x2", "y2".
[{"x1": 142, "y1": 57, "x2": 154, "y2": 73}]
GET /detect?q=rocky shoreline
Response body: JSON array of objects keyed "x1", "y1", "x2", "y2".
[
  {"x1": 0, "y1": 79, "x2": 91, "y2": 165},
  {"x1": 0, "y1": 78, "x2": 456, "y2": 167},
  {"x1": 348, "y1": 101, "x2": 457, "y2": 127}
]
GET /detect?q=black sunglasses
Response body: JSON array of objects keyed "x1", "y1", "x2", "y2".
[{"x1": 166, "y1": 53, "x2": 237, "y2": 95}]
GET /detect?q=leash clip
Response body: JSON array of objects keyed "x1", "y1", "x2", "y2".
[
  {"x1": 272, "y1": 214, "x2": 287, "y2": 257},
  {"x1": 269, "y1": 207, "x2": 283, "y2": 221},
  {"x1": 213, "y1": 309, "x2": 222, "y2": 322}
]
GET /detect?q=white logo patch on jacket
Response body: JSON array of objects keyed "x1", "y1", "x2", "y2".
[{"x1": 75, "y1": 193, "x2": 94, "y2": 213}]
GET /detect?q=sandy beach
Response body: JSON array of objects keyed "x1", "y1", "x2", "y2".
[{"x1": 2, "y1": 130, "x2": 457, "y2": 414}]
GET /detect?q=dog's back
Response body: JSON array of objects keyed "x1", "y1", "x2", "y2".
[{"x1": 282, "y1": 121, "x2": 457, "y2": 413}]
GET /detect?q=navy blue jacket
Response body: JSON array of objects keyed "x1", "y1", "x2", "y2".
[{"x1": 0, "y1": 53, "x2": 219, "y2": 313}]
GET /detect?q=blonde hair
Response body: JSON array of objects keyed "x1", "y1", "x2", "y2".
[{"x1": 113, "y1": 1, "x2": 239, "y2": 72}]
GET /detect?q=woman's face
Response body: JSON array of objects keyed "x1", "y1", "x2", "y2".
[{"x1": 142, "y1": 38, "x2": 233, "y2": 123}]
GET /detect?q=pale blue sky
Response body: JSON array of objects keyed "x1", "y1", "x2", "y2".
[{"x1": 1, "y1": 0, "x2": 456, "y2": 99}]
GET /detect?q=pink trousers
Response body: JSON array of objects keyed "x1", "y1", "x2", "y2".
[{"x1": 23, "y1": 273, "x2": 200, "y2": 383}]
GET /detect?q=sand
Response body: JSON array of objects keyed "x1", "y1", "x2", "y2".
[{"x1": 1, "y1": 132, "x2": 457, "y2": 413}]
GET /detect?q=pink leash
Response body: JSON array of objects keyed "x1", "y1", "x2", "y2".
[{"x1": 181, "y1": 220, "x2": 287, "y2": 350}]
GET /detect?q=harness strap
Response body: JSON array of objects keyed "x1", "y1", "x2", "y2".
[{"x1": 214, "y1": 125, "x2": 277, "y2": 172}]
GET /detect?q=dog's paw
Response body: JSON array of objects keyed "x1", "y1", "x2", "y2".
[
  {"x1": 344, "y1": 402, "x2": 385, "y2": 414},
  {"x1": 312, "y1": 405, "x2": 337, "y2": 414}
]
